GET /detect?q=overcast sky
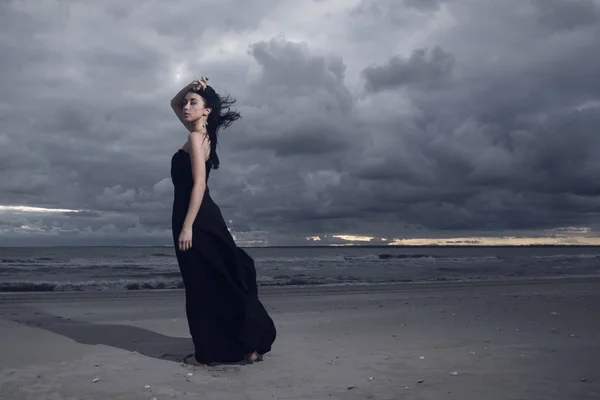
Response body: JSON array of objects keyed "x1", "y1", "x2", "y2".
[{"x1": 1, "y1": 0, "x2": 600, "y2": 246}]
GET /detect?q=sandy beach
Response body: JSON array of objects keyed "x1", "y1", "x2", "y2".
[{"x1": 1, "y1": 279, "x2": 599, "y2": 400}]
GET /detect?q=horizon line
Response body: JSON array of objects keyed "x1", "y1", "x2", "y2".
[{"x1": 1, "y1": 244, "x2": 600, "y2": 248}]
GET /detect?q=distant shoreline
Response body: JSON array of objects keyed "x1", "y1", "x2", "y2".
[{"x1": 1, "y1": 244, "x2": 599, "y2": 249}]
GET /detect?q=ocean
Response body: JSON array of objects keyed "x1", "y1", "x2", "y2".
[{"x1": 0, "y1": 246, "x2": 599, "y2": 292}]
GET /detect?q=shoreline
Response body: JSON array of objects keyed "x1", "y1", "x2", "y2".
[{"x1": 2, "y1": 275, "x2": 600, "y2": 302}]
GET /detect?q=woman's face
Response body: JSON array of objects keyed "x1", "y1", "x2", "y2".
[{"x1": 182, "y1": 92, "x2": 209, "y2": 123}]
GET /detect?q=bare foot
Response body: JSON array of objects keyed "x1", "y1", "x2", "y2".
[{"x1": 245, "y1": 352, "x2": 264, "y2": 362}]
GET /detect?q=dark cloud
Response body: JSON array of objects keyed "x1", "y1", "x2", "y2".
[
  {"x1": 362, "y1": 47, "x2": 455, "y2": 93},
  {"x1": 250, "y1": 123, "x2": 352, "y2": 157},
  {"x1": 403, "y1": 0, "x2": 445, "y2": 12},
  {"x1": 247, "y1": 38, "x2": 353, "y2": 112},
  {"x1": 532, "y1": 0, "x2": 600, "y2": 32},
  {"x1": 1, "y1": 0, "x2": 599, "y2": 246}
]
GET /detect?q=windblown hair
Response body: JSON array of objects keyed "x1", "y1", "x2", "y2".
[{"x1": 190, "y1": 85, "x2": 241, "y2": 170}]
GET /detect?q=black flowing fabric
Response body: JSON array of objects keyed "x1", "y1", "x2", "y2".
[{"x1": 170, "y1": 149, "x2": 276, "y2": 364}]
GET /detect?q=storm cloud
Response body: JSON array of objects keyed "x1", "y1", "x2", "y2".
[{"x1": 1, "y1": 0, "x2": 599, "y2": 246}]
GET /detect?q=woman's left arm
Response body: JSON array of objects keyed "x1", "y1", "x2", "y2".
[{"x1": 178, "y1": 130, "x2": 210, "y2": 251}]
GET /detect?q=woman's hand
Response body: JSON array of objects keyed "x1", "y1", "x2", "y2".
[
  {"x1": 192, "y1": 76, "x2": 209, "y2": 91},
  {"x1": 178, "y1": 226, "x2": 193, "y2": 252}
]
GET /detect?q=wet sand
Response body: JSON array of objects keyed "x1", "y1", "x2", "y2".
[{"x1": 1, "y1": 279, "x2": 599, "y2": 400}]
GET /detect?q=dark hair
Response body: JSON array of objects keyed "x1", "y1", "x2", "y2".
[{"x1": 189, "y1": 85, "x2": 241, "y2": 170}]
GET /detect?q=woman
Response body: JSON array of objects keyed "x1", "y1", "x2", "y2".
[{"x1": 170, "y1": 77, "x2": 276, "y2": 365}]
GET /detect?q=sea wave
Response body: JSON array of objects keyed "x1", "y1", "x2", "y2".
[
  {"x1": 2, "y1": 269, "x2": 599, "y2": 293},
  {"x1": 257, "y1": 253, "x2": 503, "y2": 264},
  {"x1": 529, "y1": 253, "x2": 600, "y2": 260},
  {"x1": 0, "y1": 276, "x2": 365, "y2": 292},
  {"x1": 0, "y1": 279, "x2": 185, "y2": 292}
]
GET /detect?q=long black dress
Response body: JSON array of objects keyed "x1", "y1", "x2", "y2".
[{"x1": 171, "y1": 149, "x2": 276, "y2": 364}]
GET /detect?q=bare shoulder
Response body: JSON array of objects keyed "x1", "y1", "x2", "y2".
[
  {"x1": 188, "y1": 131, "x2": 211, "y2": 160},
  {"x1": 188, "y1": 130, "x2": 209, "y2": 143}
]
